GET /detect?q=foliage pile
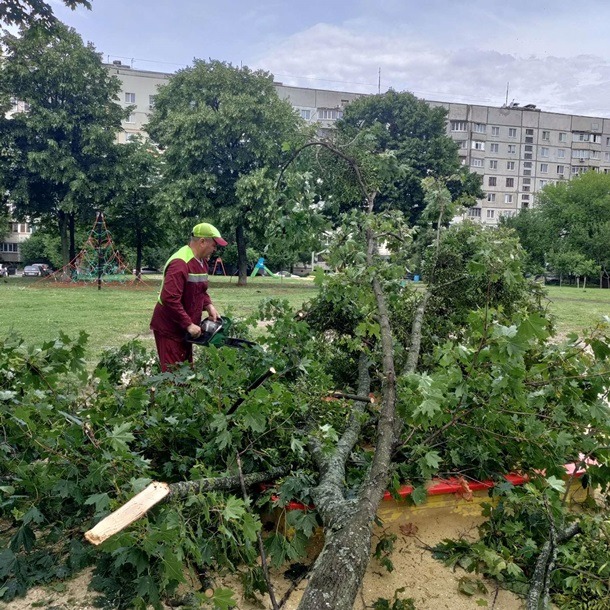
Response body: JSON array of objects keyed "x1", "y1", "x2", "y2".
[{"x1": 2, "y1": 217, "x2": 610, "y2": 609}]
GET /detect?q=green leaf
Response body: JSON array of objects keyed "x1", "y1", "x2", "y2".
[
  {"x1": 84, "y1": 493, "x2": 111, "y2": 513},
  {"x1": 411, "y1": 486, "x2": 427, "y2": 505},
  {"x1": 211, "y1": 587, "x2": 237, "y2": 610},
  {"x1": 107, "y1": 422, "x2": 135, "y2": 452},
  {"x1": 423, "y1": 451, "x2": 442, "y2": 470},
  {"x1": 222, "y1": 496, "x2": 246, "y2": 521},
  {"x1": 545, "y1": 476, "x2": 566, "y2": 493}
]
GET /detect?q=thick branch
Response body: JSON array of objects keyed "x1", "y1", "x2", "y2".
[
  {"x1": 85, "y1": 467, "x2": 289, "y2": 545},
  {"x1": 526, "y1": 522, "x2": 581, "y2": 610}
]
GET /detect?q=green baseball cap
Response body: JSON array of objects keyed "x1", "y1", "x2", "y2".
[{"x1": 192, "y1": 222, "x2": 228, "y2": 246}]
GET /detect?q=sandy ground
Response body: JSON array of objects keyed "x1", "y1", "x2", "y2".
[{"x1": 2, "y1": 493, "x2": 525, "y2": 610}]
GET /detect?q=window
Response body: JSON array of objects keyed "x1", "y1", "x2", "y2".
[
  {"x1": 490, "y1": 143, "x2": 499, "y2": 153},
  {"x1": 572, "y1": 149, "x2": 590, "y2": 159},
  {"x1": 489, "y1": 159, "x2": 498, "y2": 169},
  {"x1": 522, "y1": 194, "x2": 530, "y2": 201},
  {"x1": 524, "y1": 145, "x2": 533, "y2": 152},
  {"x1": 557, "y1": 165, "x2": 565, "y2": 174},
  {"x1": 540, "y1": 147, "x2": 549, "y2": 157},
  {"x1": 124, "y1": 133, "x2": 135, "y2": 142},
  {"x1": 504, "y1": 194, "x2": 513, "y2": 204},
  {"x1": 125, "y1": 92, "x2": 135, "y2": 104},
  {"x1": 540, "y1": 163, "x2": 548, "y2": 173},
  {"x1": 473, "y1": 123, "x2": 486, "y2": 133},
  {"x1": 491, "y1": 126, "x2": 500, "y2": 136},
  {"x1": 591, "y1": 150, "x2": 600, "y2": 159},
  {"x1": 523, "y1": 178, "x2": 531, "y2": 185},
  {"x1": 318, "y1": 108, "x2": 340, "y2": 120},
  {"x1": 593, "y1": 134, "x2": 601, "y2": 143},
  {"x1": 525, "y1": 136, "x2": 534, "y2": 143},
  {"x1": 487, "y1": 209, "x2": 495, "y2": 219},
  {"x1": 507, "y1": 161, "x2": 515, "y2": 170},
  {"x1": 0, "y1": 242, "x2": 19, "y2": 253},
  {"x1": 125, "y1": 114, "x2": 136, "y2": 124},
  {"x1": 488, "y1": 177, "x2": 497, "y2": 186},
  {"x1": 468, "y1": 208, "x2": 481, "y2": 217},
  {"x1": 606, "y1": 137, "x2": 610, "y2": 146},
  {"x1": 506, "y1": 178, "x2": 515, "y2": 187},
  {"x1": 539, "y1": 179, "x2": 549, "y2": 188},
  {"x1": 11, "y1": 223, "x2": 19, "y2": 232},
  {"x1": 523, "y1": 161, "x2": 532, "y2": 168},
  {"x1": 526, "y1": 129, "x2": 534, "y2": 135},
  {"x1": 450, "y1": 121, "x2": 467, "y2": 132},
  {"x1": 487, "y1": 193, "x2": 496, "y2": 202},
  {"x1": 542, "y1": 130, "x2": 550, "y2": 141},
  {"x1": 148, "y1": 95, "x2": 156, "y2": 110},
  {"x1": 472, "y1": 141, "x2": 485, "y2": 150},
  {"x1": 605, "y1": 152, "x2": 610, "y2": 161},
  {"x1": 523, "y1": 185, "x2": 530, "y2": 191},
  {"x1": 471, "y1": 158, "x2": 484, "y2": 167},
  {"x1": 559, "y1": 132, "x2": 567, "y2": 143},
  {"x1": 575, "y1": 132, "x2": 591, "y2": 142},
  {"x1": 572, "y1": 166, "x2": 581, "y2": 174},
  {"x1": 299, "y1": 109, "x2": 311, "y2": 120},
  {"x1": 508, "y1": 144, "x2": 516, "y2": 153},
  {"x1": 508, "y1": 128, "x2": 517, "y2": 138},
  {"x1": 558, "y1": 149, "x2": 565, "y2": 158},
  {"x1": 524, "y1": 153, "x2": 533, "y2": 160}
]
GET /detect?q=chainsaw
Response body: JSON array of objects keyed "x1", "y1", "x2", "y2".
[{"x1": 185, "y1": 316, "x2": 257, "y2": 349}]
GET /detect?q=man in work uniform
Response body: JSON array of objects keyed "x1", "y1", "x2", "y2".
[{"x1": 150, "y1": 222, "x2": 227, "y2": 371}]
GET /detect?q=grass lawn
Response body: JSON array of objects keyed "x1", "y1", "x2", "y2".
[
  {"x1": 0, "y1": 275, "x2": 318, "y2": 362},
  {"x1": 2, "y1": 277, "x2": 610, "y2": 363},
  {"x1": 542, "y1": 285, "x2": 610, "y2": 336}
]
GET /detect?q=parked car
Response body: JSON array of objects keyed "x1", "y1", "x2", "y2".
[
  {"x1": 22, "y1": 265, "x2": 42, "y2": 277},
  {"x1": 0, "y1": 264, "x2": 7, "y2": 278},
  {"x1": 6, "y1": 265, "x2": 16, "y2": 276},
  {"x1": 32, "y1": 263, "x2": 53, "y2": 276}
]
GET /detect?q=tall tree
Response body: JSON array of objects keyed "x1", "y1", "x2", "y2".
[
  {"x1": 0, "y1": 24, "x2": 126, "y2": 266},
  {"x1": 105, "y1": 138, "x2": 165, "y2": 279},
  {"x1": 319, "y1": 90, "x2": 482, "y2": 224},
  {"x1": 507, "y1": 171, "x2": 610, "y2": 284},
  {"x1": 0, "y1": 0, "x2": 91, "y2": 29},
  {"x1": 146, "y1": 60, "x2": 306, "y2": 285}
]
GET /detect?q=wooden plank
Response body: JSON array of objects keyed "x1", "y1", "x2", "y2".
[{"x1": 84, "y1": 481, "x2": 170, "y2": 546}]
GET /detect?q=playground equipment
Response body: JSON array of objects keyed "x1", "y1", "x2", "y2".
[
  {"x1": 250, "y1": 257, "x2": 278, "y2": 278},
  {"x1": 40, "y1": 212, "x2": 133, "y2": 289}
]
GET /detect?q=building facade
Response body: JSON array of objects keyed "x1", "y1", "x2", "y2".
[{"x1": 106, "y1": 62, "x2": 610, "y2": 227}]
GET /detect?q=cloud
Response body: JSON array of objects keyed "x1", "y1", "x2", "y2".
[{"x1": 255, "y1": 23, "x2": 610, "y2": 117}]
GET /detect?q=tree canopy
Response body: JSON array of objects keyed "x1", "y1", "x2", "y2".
[
  {"x1": 317, "y1": 90, "x2": 483, "y2": 223},
  {"x1": 0, "y1": 0, "x2": 91, "y2": 29},
  {"x1": 506, "y1": 171, "x2": 610, "y2": 282},
  {"x1": 0, "y1": 24, "x2": 125, "y2": 265},
  {"x1": 146, "y1": 60, "x2": 309, "y2": 284}
]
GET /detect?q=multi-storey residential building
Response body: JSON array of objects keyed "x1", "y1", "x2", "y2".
[
  {"x1": 0, "y1": 221, "x2": 33, "y2": 264},
  {"x1": 106, "y1": 63, "x2": 610, "y2": 227},
  {"x1": 4, "y1": 61, "x2": 610, "y2": 262}
]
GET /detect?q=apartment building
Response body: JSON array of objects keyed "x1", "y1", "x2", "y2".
[{"x1": 107, "y1": 63, "x2": 610, "y2": 227}]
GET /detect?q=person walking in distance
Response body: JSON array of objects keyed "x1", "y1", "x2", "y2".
[{"x1": 150, "y1": 222, "x2": 227, "y2": 371}]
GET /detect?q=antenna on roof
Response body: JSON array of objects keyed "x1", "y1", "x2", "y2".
[{"x1": 505, "y1": 82, "x2": 509, "y2": 106}]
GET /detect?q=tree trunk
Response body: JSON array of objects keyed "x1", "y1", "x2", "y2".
[
  {"x1": 58, "y1": 210, "x2": 70, "y2": 267},
  {"x1": 297, "y1": 510, "x2": 373, "y2": 610},
  {"x1": 135, "y1": 227, "x2": 143, "y2": 281},
  {"x1": 69, "y1": 211, "x2": 76, "y2": 264},
  {"x1": 236, "y1": 223, "x2": 248, "y2": 286}
]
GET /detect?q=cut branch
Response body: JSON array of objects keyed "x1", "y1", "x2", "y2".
[{"x1": 84, "y1": 466, "x2": 289, "y2": 546}]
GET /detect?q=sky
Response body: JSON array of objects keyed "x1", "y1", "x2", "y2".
[{"x1": 49, "y1": 0, "x2": 610, "y2": 118}]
